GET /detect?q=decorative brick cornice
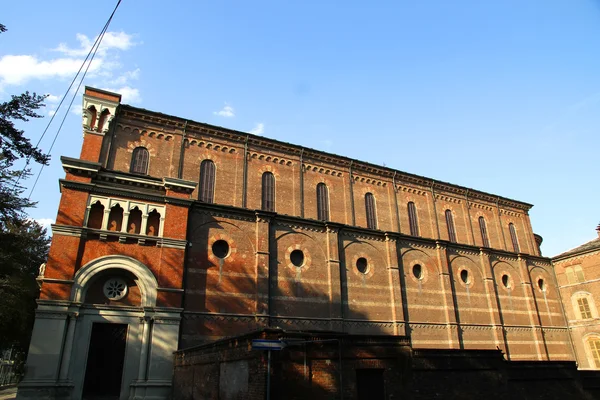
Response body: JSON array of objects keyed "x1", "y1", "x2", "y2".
[
  {"x1": 250, "y1": 152, "x2": 293, "y2": 166},
  {"x1": 118, "y1": 124, "x2": 175, "y2": 142},
  {"x1": 186, "y1": 137, "x2": 238, "y2": 154},
  {"x1": 117, "y1": 105, "x2": 535, "y2": 212},
  {"x1": 303, "y1": 163, "x2": 343, "y2": 177}
]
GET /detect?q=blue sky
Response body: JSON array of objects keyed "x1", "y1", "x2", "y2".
[{"x1": 1, "y1": 0, "x2": 599, "y2": 257}]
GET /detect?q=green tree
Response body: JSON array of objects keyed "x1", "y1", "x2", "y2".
[{"x1": 0, "y1": 23, "x2": 51, "y2": 364}]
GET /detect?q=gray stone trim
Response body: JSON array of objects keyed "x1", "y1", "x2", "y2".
[
  {"x1": 38, "y1": 278, "x2": 74, "y2": 284},
  {"x1": 60, "y1": 156, "x2": 101, "y2": 174},
  {"x1": 157, "y1": 287, "x2": 184, "y2": 293},
  {"x1": 163, "y1": 177, "x2": 197, "y2": 192}
]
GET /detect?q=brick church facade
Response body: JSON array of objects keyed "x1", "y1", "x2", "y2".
[{"x1": 17, "y1": 87, "x2": 576, "y2": 399}]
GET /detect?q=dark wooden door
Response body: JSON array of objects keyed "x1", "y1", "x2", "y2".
[
  {"x1": 82, "y1": 323, "x2": 128, "y2": 399},
  {"x1": 356, "y1": 369, "x2": 385, "y2": 400}
]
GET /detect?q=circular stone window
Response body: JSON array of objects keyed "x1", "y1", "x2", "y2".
[
  {"x1": 212, "y1": 240, "x2": 230, "y2": 259},
  {"x1": 501, "y1": 274, "x2": 511, "y2": 289},
  {"x1": 103, "y1": 277, "x2": 128, "y2": 301},
  {"x1": 356, "y1": 257, "x2": 368, "y2": 274},
  {"x1": 290, "y1": 249, "x2": 305, "y2": 267},
  {"x1": 460, "y1": 269, "x2": 470, "y2": 284},
  {"x1": 413, "y1": 264, "x2": 423, "y2": 280},
  {"x1": 538, "y1": 278, "x2": 546, "y2": 292}
]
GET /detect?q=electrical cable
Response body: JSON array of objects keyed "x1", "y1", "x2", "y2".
[{"x1": 26, "y1": 0, "x2": 122, "y2": 199}]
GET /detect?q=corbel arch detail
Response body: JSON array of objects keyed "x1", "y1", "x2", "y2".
[{"x1": 71, "y1": 255, "x2": 158, "y2": 307}]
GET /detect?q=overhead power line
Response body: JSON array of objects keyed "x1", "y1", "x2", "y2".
[{"x1": 25, "y1": 0, "x2": 122, "y2": 199}]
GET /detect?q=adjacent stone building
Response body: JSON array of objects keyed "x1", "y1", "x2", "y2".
[
  {"x1": 17, "y1": 87, "x2": 575, "y2": 399},
  {"x1": 553, "y1": 226, "x2": 600, "y2": 370}
]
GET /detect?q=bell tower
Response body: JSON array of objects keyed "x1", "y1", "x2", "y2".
[{"x1": 80, "y1": 87, "x2": 121, "y2": 163}]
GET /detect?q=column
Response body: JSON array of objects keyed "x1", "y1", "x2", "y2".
[
  {"x1": 436, "y1": 242, "x2": 460, "y2": 348},
  {"x1": 137, "y1": 316, "x2": 153, "y2": 381},
  {"x1": 58, "y1": 312, "x2": 79, "y2": 380},
  {"x1": 518, "y1": 256, "x2": 547, "y2": 360},
  {"x1": 479, "y1": 251, "x2": 508, "y2": 357},
  {"x1": 325, "y1": 224, "x2": 342, "y2": 331},
  {"x1": 385, "y1": 234, "x2": 405, "y2": 335},
  {"x1": 255, "y1": 212, "x2": 271, "y2": 320}
]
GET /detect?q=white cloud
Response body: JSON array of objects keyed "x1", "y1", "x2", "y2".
[
  {"x1": 213, "y1": 104, "x2": 235, "y2": 118},
  {"x1": 48, "y1": 109, "x2": 56, "y2": 116},
  {"x1": 101, "y1": 86, "x2": 141, "y2": 104},
  {"x1": 45, "y1": 94, "x2": 60, "y2": 103},
  {"x1": 109, "y1": 68, "x2": 140, "y2": 86},
  {"x1": 0, "y1": 55, "x2": 102, "y2": 87},
  {"x1": 54, "y1": 31, "x2": 137, "y2": 57},
  {"x1": 0, "y1": 31, "x2": 139, "y2": 97},
  {"x1": 70, "y1": 105, "x2": 83, "y2": 116},
  {"x1": 250, "y1": 123, "x2": 264, "y2": 135}
]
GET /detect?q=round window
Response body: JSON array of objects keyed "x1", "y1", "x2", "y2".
[
  {"x1": 501, "y1": 274, "x2": 511, "y2": 289},
  {"x1": 538, "y1": 278, "x2": 546, "y2": 292},
  {"x1": 103, "y1": 277, "x2": 128, "y2": 301},
  {"x1": 460, "y1": 269, "x2": 470, "y2": 284},
  {"x1": 212, "y1": 240, "x2": 230, "y2": 259},
  {"x1": 290, "y1": 250, "x2": 305, "y2": 267},
  {"x1": 412, "y1": 264, "x2": 423, "y2": 280},
  {"x1": 356, "y1": 257, "x2": 368, "y2": 274}
]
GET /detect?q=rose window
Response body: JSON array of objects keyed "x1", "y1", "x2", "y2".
[{"x1": 103, "y1": 277, "x2": 128, "y2": 301}]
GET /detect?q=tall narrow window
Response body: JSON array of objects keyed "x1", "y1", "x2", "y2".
[
  {"x1": 478, "y1": 216, "x2": 490, "y2": 247},
  {"x1": 87, "y1": 105, "x2": 97, "y2": 130},
  {"x1": 130, "y1": 147, "x2": 149, "y2": 175},
  {"x1": 365, "y1": 193, "x2": 377, "y2": 229},
  {"x1": 407, "y1": 202, "x2": 419, "y2": 236},
  {"x1": 127, "y1": 207, "x2": 142, "y2": 234},
  {"x1": 107, "y1": 204, "x2": 124, "y2": 232},
  {"x1": 97, "y1": 108, "x2": 110, "y2": 132},
  {"x1": 146, "y1": 209, "x2": 161, "y2": 236},
  {"x1": 87, "y1": 201, "x2": 105, "y2": 229},
  {"x1": 575, "y1": 266, "x2": 585, "y2": 282},
  {"x1": 589, "y1": 339, "x2": 600, "y2": 368},
  {"x1": 199, "y1": 160, "x2": 216, "y2": 203},
  {"x1": 578, "y1": 297, "x2": 593, "y2": 319},
  {"x1": 316, "y1": 183, "x2": 329, "y2": 221},
  {"x1": 509, "y1": 223, "x2": 520, "y2": 253},
  {"x1": 261, "y1": 172, "x2": 275, "y2": 212},
  {"x1": 445, "y1": 209, "x2": 457, "y2": 243},
  {"x1": 566, "y1": 267, "x2": 576, "y2": 284}
]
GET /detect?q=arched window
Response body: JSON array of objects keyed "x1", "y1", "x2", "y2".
[
  {"x1": 87, "y1": 105, "x2": 97, "y2": 130},
  {"x1": 575, "y1": 265, "x2": 585, "y2": 282},
  {"x1": 478, "y1": 216, "x2": 490, "y2": 247},
  {"x1": 509, "y1": 223, "x2": 519, "y2": 253},
  {"x1": 445, "y1": 209, "x2": 456, "y2": 243},
  {"x1": 146, "y1": 209, "x2": 160, "y2": 236},
  {"x1": 127, "y1": 207, "x2": 142, "y2": 234},
  {"x1": 108, "y1": 204, "x2": 124, "y2": 232},
  {"x1": 87, "y1": 201, "x2": 104, "y2": 229},
  {"x1": 261, "y1": 172, "x2": 275, "y2": 212},
  {"x1": 588, "y1": 338, "x2": 600, "y2": 368},
  {"x1": 407, "y1": 202, "x2": 419, "y2": 236},
  {"x1": 97, "y1": 108, "x2": 110, "y2": 132},
  {"x1": 316, "y1": 183, "x2": 329, "y2": 221},
  {"x1": 130, "y1": 147, "x2": 149, "y2": 175},
  {"x1": 365, "y1": 193, "x2": 377, "y2": 229},
  {"x1": 199, "y1": 160, "x2": 216, "y2": 203}
]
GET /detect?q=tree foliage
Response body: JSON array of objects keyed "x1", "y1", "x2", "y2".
[{"x1": 0, "y1": 23, "x2": 51, "y2": 360}]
